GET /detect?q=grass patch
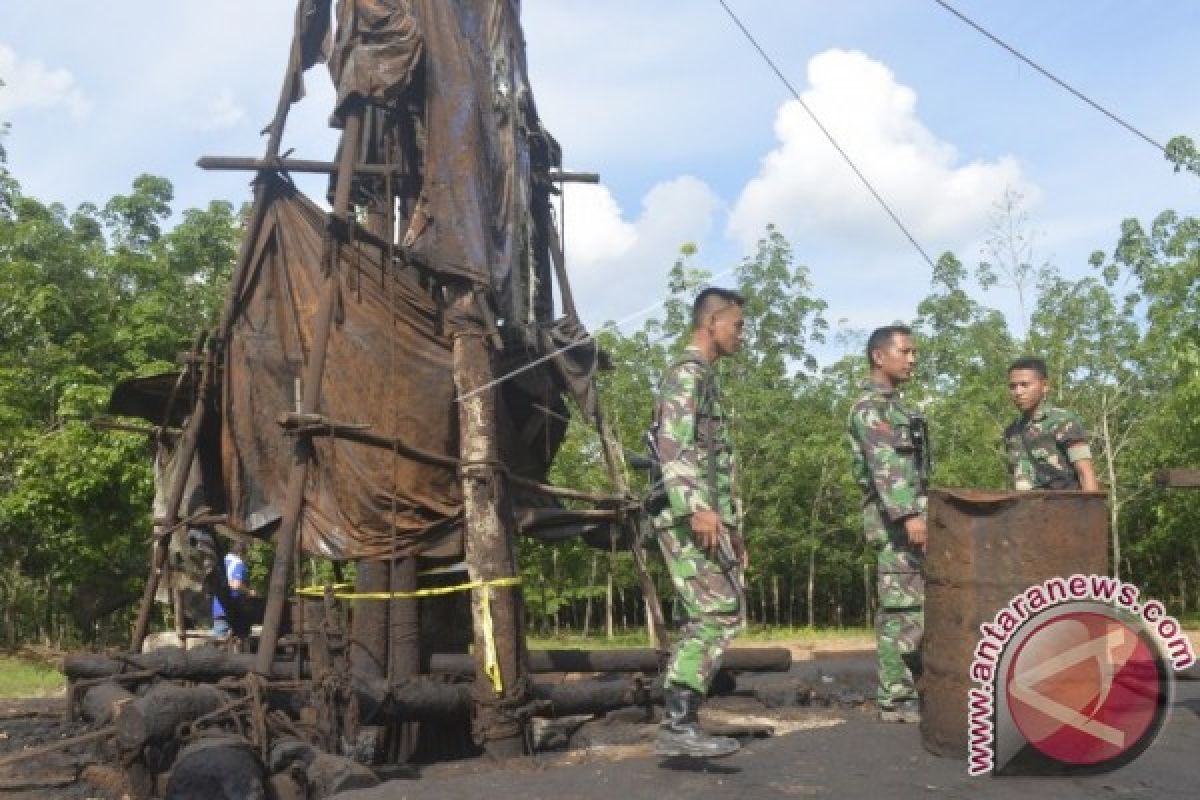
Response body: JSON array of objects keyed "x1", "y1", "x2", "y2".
[
  {"x1": 739, "y1": 626, "x2": 873, "y2": 644},
  {"x1": 0, "y1": 654, "x2": 65, "y2": 698}
]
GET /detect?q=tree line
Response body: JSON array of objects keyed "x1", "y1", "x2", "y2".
[{"x1": 1, "y1": 144, "x2": 1197, "y2": 648}]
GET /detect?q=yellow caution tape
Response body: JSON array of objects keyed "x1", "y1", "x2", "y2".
[{"x1": 296, "y1": 575, "x2": 521, "y2": 695}]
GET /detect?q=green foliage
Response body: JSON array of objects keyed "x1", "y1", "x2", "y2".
[
  {"x1": 531, "y1": 204, "x2": 1200, "y2": 633},
  {"x1": 1, "y1": 155, "x2": 1197, "y2": 646},
  {"x1": 1165, "y1": 135, "x2": 1200, "y2": 177},
  {"x1": 0, "y1": 170, "x2": 238, "y2": 646}
]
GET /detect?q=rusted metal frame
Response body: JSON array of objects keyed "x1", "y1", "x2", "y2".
[
  {"x1": 130, "y1": 1, "x2": 314, "y2": 651},
  {"x1": 255, "y1": 106, "x2": 366, "y2": 678},
  {"x1": 449, "y1": 284, "x2": 531, "y2": 759}
]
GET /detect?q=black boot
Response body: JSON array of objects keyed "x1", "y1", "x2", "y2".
[{"x1": 656, "y1": 684, "x2": 740, "y2": 758}]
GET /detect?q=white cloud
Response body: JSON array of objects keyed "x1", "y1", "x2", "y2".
[
  {"x1": 0, "y1": 44, "x2": 91, "y2": 119},
  {"x1": 195, "y1": 88, "x2": 246, "y2": 131},
  {"x1": 728, "y1": 49, "x2": 1035, "y2": 255},
  {"x1": 562, "y1": 176, "x2": 721, "y2": 328}
]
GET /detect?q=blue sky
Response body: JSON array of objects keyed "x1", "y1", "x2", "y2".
[{"x1": 2, "y1": 1, "x2": 1197, "y2": 355}]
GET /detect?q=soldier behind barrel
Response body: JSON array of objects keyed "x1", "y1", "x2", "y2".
[
  {"x1": 846, "y1": 325, "x2": 928, "y2": 724},
  {"x1": 1004, "y1": 357, "x2": 1099, "y2": 491}
]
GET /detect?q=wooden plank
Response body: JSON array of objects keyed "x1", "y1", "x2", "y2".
[{"x1": 1155, "y1": 469, "x2": 1200, "y2": 489}]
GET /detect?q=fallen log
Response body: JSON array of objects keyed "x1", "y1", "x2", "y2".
[
  {"x1": 116, "y1": 683, "x2": 231, "y2": 751},
  {"x1": 163, "y1": 737, "x2": 265, "y2": 800},
  {"x1": 81, "y1": 682, "x2": 136, "y2": 725},
  {"x1": 65, "y1": 646, "x2": 789, "y2": 685},
  {"x1": 354, "y1": 675, "x2": 664, "y2": 722},
  {"x1": 64, "y1": 649, "x2": 301, "y2": 682}
]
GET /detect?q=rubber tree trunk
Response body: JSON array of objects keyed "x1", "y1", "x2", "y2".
[{"x1": 448, "y1": 284, "x2": 530, "y2": 760}]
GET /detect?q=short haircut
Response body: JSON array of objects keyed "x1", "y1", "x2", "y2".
[
  {"x1": 1008, "y1": 356, "x2": 1048, "y2": 379},
  {"x1": 691, "y1": 287, "x2": 745, "y2": 329},
  {"x1": 866, "y1": 325, "x2": 913, "y2": 367}
]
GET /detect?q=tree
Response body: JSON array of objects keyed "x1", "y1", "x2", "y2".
[{"x1": 0, "y1": 171, "x2": 239, "y2": 645}]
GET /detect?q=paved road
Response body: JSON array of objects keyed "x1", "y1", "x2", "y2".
[{"x1": 338, "y1": 669, "x2": 1200, "y2": 800}]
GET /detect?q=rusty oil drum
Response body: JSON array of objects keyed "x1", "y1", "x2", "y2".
[{"x1": 920, "y1": 488, "x2": 1109, "y2": 757}]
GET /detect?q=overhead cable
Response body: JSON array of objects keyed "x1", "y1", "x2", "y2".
[
  {"x1": 716, "y1": 0, "x2": 937, "y2": 271},
  {"x1": 932, "y1": 0, "x2": 1170, "y2": 157}
]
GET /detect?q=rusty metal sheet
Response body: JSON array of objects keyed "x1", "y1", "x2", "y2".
[{"x1": 921, "y1": 488, "x2": 1109, "y2": 758}]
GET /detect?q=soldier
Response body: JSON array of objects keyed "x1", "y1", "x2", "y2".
[
  {"x1": 1004, "y1": 357, "x2": 1098, "y2": 491},
  {"x1": 651, "y1": 287, "x2": 747, "y2": 759},
  {"x1": 846, "y1": 325, "x2": 929, "y2": 724}
]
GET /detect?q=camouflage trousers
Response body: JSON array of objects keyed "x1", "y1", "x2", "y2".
[
  {"x1": 874, "y1": 528, "x2": 924, "y2": 706},
  {"x1": 655, "y1": 521, "x2": 743, "y2": 694}
]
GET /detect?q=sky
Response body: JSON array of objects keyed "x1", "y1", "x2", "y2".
[{"x1": 2, "y1": 1, "x2": 1198, "y2": 359}]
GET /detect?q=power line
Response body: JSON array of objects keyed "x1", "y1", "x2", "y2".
[
  {"x1": 932, "y1": 0, "x2": 1170, "y2": 156},
  {"x1": 715, "y1": 0, "x2": 938, "y2": 271}
]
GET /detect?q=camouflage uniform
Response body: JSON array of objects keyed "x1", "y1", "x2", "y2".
[
  {"x1": 1004, "y1": 403, "x2": 1092, "y2": 490},
  {"x1": 846, "y1": 382, "x2": 928, "y2": 707},
  {"x1": 652, "y1": 347, "x2": 744, "y2": 695}
]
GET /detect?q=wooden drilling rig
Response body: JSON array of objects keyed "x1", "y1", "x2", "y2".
[{"x1": 64, "y1": 2, "x2": 788, "y2": 796}]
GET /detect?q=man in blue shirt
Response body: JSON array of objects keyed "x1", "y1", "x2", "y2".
[{"x1": 212, "y1": 540, "x2": 249, "y2": 637}]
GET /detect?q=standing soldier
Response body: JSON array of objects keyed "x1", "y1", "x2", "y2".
[
  {"x1": 846, "y1": 325, "x2": 929, "y2": 723},
  {"x1": 1004, "y1": 357, "x2": 1099, "y2": 491},
  {"x1": 651, "y1": 287, "x2": 747, "y2": 759}
]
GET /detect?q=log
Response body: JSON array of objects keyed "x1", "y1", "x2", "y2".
[
  {"x1": 81, "y1": 682, "x2": 135, "y2": 725},
  {"x1": 64, "y1": 648, "x2": 303, "y2": 682},
  {"x1": 428, "y1": 647, "x2": 791, "y2": 674},
  {"x1": 163, "y1": 737, "x2": 265, "y2": 800},
  {"x1": 305, "y1": 752, "x2": 379, "y2": 796},
  {"x1": 1155, "y1": 468, "x2": 1200, "y2": 489},
  {"x1": 354, "y1": 675, "x2": 664, "y2": 722},
  {"x1": 116, "y1": 683, "x2": 230, "y2": 750}
]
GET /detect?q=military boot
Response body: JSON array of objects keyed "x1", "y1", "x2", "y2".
[
  {"x1": 656, "y1": 684, "x2": 740, "y2": 758},
  {"x1": 879, "y1": 697, "x2": 921, "y2": 723}
]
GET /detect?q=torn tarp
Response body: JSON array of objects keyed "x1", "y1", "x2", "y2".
[{"x1": 215, "y1": 176, "x2": 574, "y2": 560}]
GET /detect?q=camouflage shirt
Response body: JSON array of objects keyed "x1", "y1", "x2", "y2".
[
  {"x1": 846, "y1": 382, "x2": 928, "y2": 543},
  {"x1": 652, "y1": 347, "x2": 739, "y2": 530},
  {"x1": 1004, "y1": 403, "x2": 1092, "y2": 490}
]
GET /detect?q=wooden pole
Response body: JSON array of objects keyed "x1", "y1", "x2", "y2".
[
  {"x1": 254, "y1": 105, "x2": 364, "y2": 677},
  {"x1": 449, "y1": 284, "x2": 530, "y2": 760},
  {"x1": 129, "y1": 0, "x2": 313, "y2": 652}
]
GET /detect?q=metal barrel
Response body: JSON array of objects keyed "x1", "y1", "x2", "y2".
[{"x1": 921, "y1": 488, "x2": 1109, "y2": 757}]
